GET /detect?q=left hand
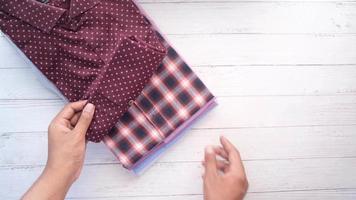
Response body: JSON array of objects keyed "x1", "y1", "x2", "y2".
[
  {"x1": 46, "y1": 100, "x2": 95, "y2": 183},
  {"x1": 22, "y1": 100, "x2": 95, "y2": 200}
]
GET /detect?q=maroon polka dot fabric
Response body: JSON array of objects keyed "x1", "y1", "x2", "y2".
[{"x1": 0, "y1": 0, "x2": 167, "y2": 142}]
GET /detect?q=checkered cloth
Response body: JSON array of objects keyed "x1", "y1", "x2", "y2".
[{"x1": 103, "y1": 33, "x2": 215, "y2": 169}]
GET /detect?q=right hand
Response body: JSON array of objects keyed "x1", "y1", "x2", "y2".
[{"x1": 202, "y1": 136, "x2": 248, "y2": 200}]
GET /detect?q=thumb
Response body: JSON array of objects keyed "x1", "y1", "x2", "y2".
[
  {"x1": 204, "y1": 146, "x2": 217, "y2": 177},
  {"x1": 73, "y1": 103, "x2": 95, "y2": 136}
]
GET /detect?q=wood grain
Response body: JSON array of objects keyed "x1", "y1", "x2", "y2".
[
  {"x1": 1, "y1": 126, "x2": 356, "y2": 166},
  {"x1": 2, "y1": 2, "x2": 356, "y2": 36},
  {"x1": 65, "y1": 189, "x2": 356, "y2": 200},
  {"x1": 139, "y1": 2, "x2": 356, "y2": 34},
  {"x1": 138, "y1": 0, "x2": 355, "y2": 2},
  {"x1": 2, "y1": 66, "x2": 356, "y2": 100},
  {"x1": 2, "y1": 34, "x2": 356, "y2": 68},
  {"x1": 0, "y1": 0, "x2": 355, "y2": 199},
  {"x1": 1, "y1": 158, "x2": 356, "y2": 199},
  {"x1": 1, "y1": 96, "x2": 356, "y2": 133}
]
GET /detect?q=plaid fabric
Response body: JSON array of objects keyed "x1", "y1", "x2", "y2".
[{"x1": 103, "y1": 33, "x2": 215, "y2": 169}]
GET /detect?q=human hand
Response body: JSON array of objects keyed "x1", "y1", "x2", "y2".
[
  {"x1": 202, "y1": 136, "x2": 248, "y2": 200},
  {"x1": 22, "y1": 100, "x2": 95, "y2": 200},
  {"x1": 46, "y1": 100, "x2": 95, "y2": 183}
]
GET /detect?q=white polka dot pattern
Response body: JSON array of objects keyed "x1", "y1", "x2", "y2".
[{"x1": 0, "y1": 0, "x2": 167, "y2": 142}]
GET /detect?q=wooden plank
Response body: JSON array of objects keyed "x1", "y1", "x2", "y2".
[
  {"x1": 0, "y1": 36, "x2": 29, "y2": 68},
  {"x1": 1, "y1": 125, "x2": 356, "y2": 166},
  {"x1": 203, "y1": 96, "x2": 356, "y2": 128},
  {"x1": 2, "y1": 2, "x2": 356, "y2": 35},
  {"x1": 195, "y1": 65, "x2": 356, "y2": 97},
  {"x1": 138, "y1": 0, "x2": 355, "y2": 2},
  {"x1": 165, "y1": 34, "x2": 356, "y2": 66},
  {"x1": 1, "y1": 2, "x2": 355, "y2": 199},
  {"x1": 139, "y1": 2, "x2": 356, "y2": 34},
  {"x1": 1, "y1": 158, "x2": 355, "y2": 199},
  {"x1": 67, "y1": 189, "x2": 356, "y2": 200},
  {"x1": 0, "y1": 68, "x2": 58, "y2": 99},
  {"x1": 2, "y1": 65, "x2": 356, "y2": 100},
  {"x1": 1, "y1": 34, "x2": 356, "y2": 68},
  {"x1": 1, "y1": 95, "x2": 356, "y2": 132},
  {"x1": 245, "y1": 189, "x2": 356, "y2": 200}
]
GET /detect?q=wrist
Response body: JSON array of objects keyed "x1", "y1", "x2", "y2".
[
  {"x1": 43, "y1": 164, "x2": 76, "y2": 187},
  {"x1": 22, "y1": 165, "x2": 74, "y2": 200}
]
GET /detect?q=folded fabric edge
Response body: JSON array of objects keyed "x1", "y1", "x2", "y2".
[
  {"x1": 4, "y1": 0, "x2": 218, "y2": 173},
  {"x1": 132, "y1": 0, "x2": 194, "y2": 71},
  {"x1": 128, "y1": 0, "x2": 219, "y2": 174},
  {"x1": 130, "y1": 97, "x2": 218, "y2": 175}
]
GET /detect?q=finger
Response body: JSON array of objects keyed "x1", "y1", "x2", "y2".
[
  {"x1": 220, "y1": 136, "x2": 246, "y2": 175},
  {"x1": 203, "y1": 160, "x2": 229, "y2": 173},
  {"x1": 73, "y1": 103, "x2": 95, "y2": 137},
  {"x1": 55, "y1": 100, "x2": 87, "y2": 121},
  {"x1": 216, "y1": 160, "x2": 229, "y2": 173},
  {"x1": 201, "y1": 161, "x2": 206, "y2": 177},
  {"x1": 214, "y1": 146, "x2": 228, "y2": 160},
  {"x1": 204, "y1": 146, "x2": 218, "y2": 177},
  {"x1": 220, "y1": 136, "x2": 240, "y2": 163},
  {"x1": 70, "y1": 112, "x2": 82, "y2": 126}
]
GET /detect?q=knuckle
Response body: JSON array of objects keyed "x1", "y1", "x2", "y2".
[
  {"x1": 225, "y1": 175, "x2": 248, "y2": 196},
  {"x1": 80, "y1": 112, "x2": 91, "y2": 121},
  {"x1": 71, "y1": 131, "x2": 85, "y2": 141},
  {"x1": 74, "y1": 134, "x2": 85, "y2": 142},
  {"x1": 64, "y1": 104, "x2": 72, "y2": 110},
  {"x1": 48, "y1": 121, "x2": 56, "y2": 132},
  {"x1": 239, "y1": 175, "x2": 248, "y2": 186},
  {"x1": 232, "y1": 149, "x2": 241, "y2": 158},
  {"x1": 240, "y1": 176, "x2": 248, "y2": 184},
  {"x1": 237, "y1": 188, "x2": 248, "y2": 197},
  {"x1": 47, "y1": 123, "x2": 52, "y2": 131},
  {"x1": 231, "y1": 175, "x2": 248, "y2": 186}
]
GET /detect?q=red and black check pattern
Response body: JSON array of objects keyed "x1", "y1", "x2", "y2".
[{"x1": 103, "y1": 33, "x2": 215, "y2": 169}]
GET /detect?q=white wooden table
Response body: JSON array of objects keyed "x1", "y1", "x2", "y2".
[{"x1": 1, "y1": 0, "x2": 356, "y2": 199}]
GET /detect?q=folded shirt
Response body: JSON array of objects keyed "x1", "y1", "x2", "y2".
[
  {"x1": 104, "y1": 40, "x2": 216, "y2": 169},
  {"x1": 0, "y1": 0, "x2": 167, "y2": 142},
  {"x1": 132, "y1": 98, "x2": 217, "y2": 174},
  {"x1": 5, "y1": 28, "x2": 216, "y2": 171},
  {"x1": 102, "y1": 2, "x2": 216, "y2": 169},
  {"x1": 1, "y1": 0, "x2": 217, "y2": 172}
]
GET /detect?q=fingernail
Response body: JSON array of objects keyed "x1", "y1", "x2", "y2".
[
  {"x1": 205, "y1": 146, "x2": 214, "y2": 154},
  {"x1": 221, "y1": 135, "x2": 227, "y2": 142},
  {"x1": 83, "y1": 103, "x2": 95, "y2": 113}
]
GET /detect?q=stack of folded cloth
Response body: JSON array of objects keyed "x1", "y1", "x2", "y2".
[{"x1": 0, "y1": 0, "x2": 216, "y2": 174}]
